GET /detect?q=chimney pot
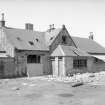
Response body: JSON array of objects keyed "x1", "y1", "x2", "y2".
[
  {"x1": 89, "y1": 32, "x2": 94, "y2": 40},
  {"x1": 49, "y1": 24, "x2": 55, "y2": 32},
  {"x1": 25, "y1": 23, "x2": 33, "y2": 31},
  {"x1": 62, "y1": 24, "x2": 65, "y2": 29},
  {"x1": 49, "y1": 24, "x2": 52, "y2": 30},
  {"x1": 0, "y1": 13, "x2": 5, "y2": 27},
  {"x1": 52, "y1": 24, "x2": 55, "y2": 29}
]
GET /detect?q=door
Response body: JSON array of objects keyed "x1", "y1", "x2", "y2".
[
  {"x1": 51, "y1": 57, "x2": 64, "y2": 77},
  {"x1": 58, "y1": 57, "x2": 63, "y2": 76},
  {"x1": 27, "y1": 55, "x2": 43, "y2": 77},
  {"x1": 27, "y1": 64, "x2": 43, "y2": 77},
  {"x1": 51, "y1": 59, "x2": 56, "y2": 76}
]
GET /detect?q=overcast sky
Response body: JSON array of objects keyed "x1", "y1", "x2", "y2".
[{"x1": 0, "y1": 0, "x2": 105, "y2": 47}]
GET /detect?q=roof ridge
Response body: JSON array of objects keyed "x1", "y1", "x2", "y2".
[
  {"x1": 72, "y1": 36, "x2": 89, "y2": 39},
  {"x1": 4, "y1": 27, "x2": 45, "y2": 33}
]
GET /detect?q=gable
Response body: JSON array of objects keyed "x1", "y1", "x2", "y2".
[
  {"x1": 51, "y1": 45, "x2": 64, "y2": 56},
  {"x1": 48, "y1": 26, "x2": 76, "y2": 53},
  {"x1": 2, "y1": 25, "x2": 105, "y2": 55}
]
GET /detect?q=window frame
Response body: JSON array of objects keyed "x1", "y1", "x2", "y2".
[
  {"x1": 73, "y1": 59, "x2": 87, "y2": 68},
  {"x1": 27, "y1": 55, "x2": 41, "y2": 63}
]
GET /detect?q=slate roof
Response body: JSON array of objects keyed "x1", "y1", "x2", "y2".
[
  {"x1": 3, "y1": 27, "x2": 49, "y2": 51},
  {"x1": 51, "y1": 45, "x2": 91, "y2": 56},
  {"x1": 2, "y1": 26, "x2": 105, "y2": 54},
  {"x1": 45, "y1": 28, "x2": 62, "y2": 45},
  {"x1": 72, "y1": 36, "x2": 105, "y2": 54},
  {"x1": 45, "y1": 27, "x2": 105, "y2": 54},
  {"x1": 60, "y1": 45, "x2": 91, "y2": 56}
]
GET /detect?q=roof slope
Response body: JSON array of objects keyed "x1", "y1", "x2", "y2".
[
  {"x1": 3, "y1": 27, "x2": 49, "y2": 51},
  {"x1": 51, "y1": 45, "x2": 91, "y2": 56},
  {"x1": 72, "y1": 36, "x2": 105, "y2": 54},
  {"x1": 45, "y1": 27, "x2": 105, "y2": 54},
  {"x1": 60, "y1": 45, "x2": 91, "y2": 56},
  {"x1": 45, "y1": 28, "x2": 62, "y2": 46},
  {"x1": 2, "y1": 26, "x2": 105, "y2": 54}
]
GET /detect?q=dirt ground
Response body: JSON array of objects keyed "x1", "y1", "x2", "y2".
[{"x1": 0, "y1": 75, "x2": 105, "y2": 105}]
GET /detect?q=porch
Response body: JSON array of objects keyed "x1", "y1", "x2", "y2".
[{"x1": 50, "y1": 45, "x2": 91, "y2": 77}]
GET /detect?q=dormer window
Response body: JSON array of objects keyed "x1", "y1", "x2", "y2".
[
  {"x1": 62, "y1": 35, "x2": 66, "y2": 44},
  {"x1": 36, "y1": 38, "x2": 39, "y2": 42},
  {"x1": 17, "y1": 37, "x2": 22, "y2": 41},
  {"x1": 29, "y1": 41, "x2": 34, "y2": 46},
  {"x1": 50, "y1": 37, "x2": 53, "y2": 40}
]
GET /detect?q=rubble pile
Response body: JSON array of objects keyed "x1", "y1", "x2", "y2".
[{"x1": 46, "y1": 71, "x2": 105, "y2": 85}]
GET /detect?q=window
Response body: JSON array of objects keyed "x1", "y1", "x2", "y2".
[
  {"x1": 58, "y1": 57, "x2": 62, "y2": 60},
  {"x1": 73, "y1": 59, "x2": 87, "y2": 68},
  {"x1": 29, "y1": 41, "x2": 34, "y2": 46},
  {"x1": 50, "y1": 57, "x2": 55, "y2": 61},
  {"x1": 62, "y1": 36, "x2": 67, "y2": 44},
  {"x1": 36, "y1": 38, "x2": 39, "y2": 42},
  {"x1": 50, "y1": 37, "x2": 53, "y2": 40},
  {"x1": 27, "y1": 55, "x2": 41, "y2": 63}
]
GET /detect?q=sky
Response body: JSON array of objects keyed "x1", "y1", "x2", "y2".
[{"x1": 0, "y1": 0, "x2": 105, "y2": 47}]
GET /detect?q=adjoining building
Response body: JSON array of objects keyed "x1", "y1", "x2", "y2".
[{"x1": 0, "y1": 13, "x2": 105, "y2": 78}]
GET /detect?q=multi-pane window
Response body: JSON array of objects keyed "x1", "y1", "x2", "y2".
[
  {"x1": 73, "y1": 59, "x2": 87, "y2": 68},
  {"x1": 27, "y1": 55, "x2": 41, "y2": 63}
]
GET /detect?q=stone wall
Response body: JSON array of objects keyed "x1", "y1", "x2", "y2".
[
  {"x1": 0, "y1": 49, "x2": 51, "y2": 78},
  {"x1": 15, "y1": 49, "x2": 50, "y2": 76},
  {"x1": 65, "y1": 56, "x2": 105, "y2": 76},
  {"x1": 90, "y1": 58, "x2": 105, "y2": 73},
  {"x1": 65, "y1": 56, "x2": 90, "y2": 76},
  {"x1": 0, "y1": 57, "x2": 25, "y2": 78},
  {"x1": 42, "y1": 54, "x2": 51, "y2": 75}
]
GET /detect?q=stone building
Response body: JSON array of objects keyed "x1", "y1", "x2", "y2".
[{"x1": 0, "y1": 13, "x2": 105, "y2": 78}]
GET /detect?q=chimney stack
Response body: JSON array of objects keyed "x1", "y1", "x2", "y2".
[
  {"x1": 25, "y1": 23, "x2": 33, "y2": 31},
  {"x1": 62, "y1": 24, "x2": 65, "y2": 30},
  {"x1": 49, "y1": 24, "x2": 52, "y2": 30},
  {"x1": 49, "y1": 24, "x2": 55, "y2": 32},
  {"x1": 89, "y1": 32, "x2": 94, "y2": 40},
  {"x1": 0, "y1": 13, "x2": 5, "y2": 27},
  {"x1": 52, "y1": 24, "x2": 55, "y2": 30}
]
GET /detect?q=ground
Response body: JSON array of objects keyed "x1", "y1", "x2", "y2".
[{"x1": 0, "y1": 72, "x2": 105, "y2": 105}]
